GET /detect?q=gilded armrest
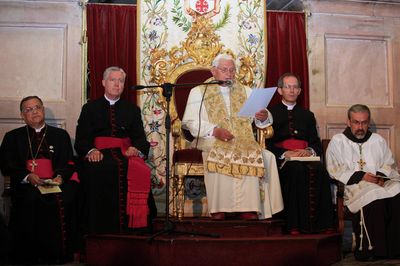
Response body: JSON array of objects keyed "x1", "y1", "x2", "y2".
[{"x1": 256, "y1": 125, "x2": 274, "y2": 149}]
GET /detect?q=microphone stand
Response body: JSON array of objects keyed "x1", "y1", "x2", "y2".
[{"x1": 132, "y1": 80, "x2": 222, "y2": 242}]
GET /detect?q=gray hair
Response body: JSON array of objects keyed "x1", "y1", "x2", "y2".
[
  {"x1": 211, "y1": 54, "x2": 235, "y2": 68},
  {"x1": 103, "y1": 66, "x2": 126, "y2": 80},
  {"x1": 347, "y1": 104, "x2": 371, "y2": 120},
  {"x1": 277, "y1": 72, "x2": 301, "y2": 88}
]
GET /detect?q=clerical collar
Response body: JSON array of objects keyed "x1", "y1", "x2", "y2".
[
  {"x1": 343, "y1": 127, "x2": 372, "y2": 143},
  {"x1": 104, "y1": 94, "x2": 120, "y2": 105},
  {"x1": 282, "y1": 101, "x2": 296, "y2": 110},
  {"x1": 30, "y1": 124, "x2": 46, "y2": 133}
]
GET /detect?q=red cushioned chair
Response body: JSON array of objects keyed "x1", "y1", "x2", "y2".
[{"x1": 170, "y1": 67, "x2": 213, "y2": 219}]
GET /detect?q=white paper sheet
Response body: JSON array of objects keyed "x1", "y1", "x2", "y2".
[{"x1": 237, "y1": 87, "x2": 277, "y2": 117}]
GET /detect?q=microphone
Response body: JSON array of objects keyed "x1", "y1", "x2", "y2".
[
  {"x1": 132, "y1": 85, "x2": 147, "y2": 90},
  {"x1": 217, "y1": 80, "x2": 233, "y2": 87}
]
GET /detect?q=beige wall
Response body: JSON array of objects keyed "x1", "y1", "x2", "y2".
[
  {"x1": 0, "y1": 0, "x2": 84, "y2": 219},
  {"x1": 305, "y1": 0, "x2": 400, "y2": 165}
]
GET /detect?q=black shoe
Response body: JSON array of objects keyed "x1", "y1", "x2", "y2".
[{"x1": 354, "y1": 249, "x2": 374, "y2": 261}]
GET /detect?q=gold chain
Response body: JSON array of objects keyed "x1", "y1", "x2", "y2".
[
  {"x1": 357, "y1": 143, "x2": 366, "y2": 170},
  {"x1": 26, "y1": 125, "x2": 47, "y2": 171}
]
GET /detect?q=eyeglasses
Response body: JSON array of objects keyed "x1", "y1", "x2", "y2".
[
  {"x1": 22, "y1": 105, "x2": 43, "y2": 114},
  {"x1": 282, "y1": 84, "x2": 300, "y2": 90},
  {"x1": 350, "y1": 120, "x2": 369, "y2": 126},
  {"x1": 216, "y1": 67, "x2": 236, "y2": 74}
]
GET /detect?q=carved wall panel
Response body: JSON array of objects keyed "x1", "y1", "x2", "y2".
[
  {"x1": 306, "y1": 0, "x2": 400, "y2": 165},
  {"x1": 1, "y1": 24, "x2": 66, "y2": 101},
  {"x1": 325, "y1": 34, "x2": 391, "y2": 107}
]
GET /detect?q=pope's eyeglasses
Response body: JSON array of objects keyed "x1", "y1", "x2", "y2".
[{"x1": 216, "y1": 67, "x2": 236, "y2": 74}]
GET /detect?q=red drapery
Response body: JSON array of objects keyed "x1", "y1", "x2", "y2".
[
  {"x1": 87, "y1": 6, "x2": 309, "y2": 109},
  {"x1": 266, "y1": 11, "x2": 309, "y2": 109},
  {"x1": 87, "y1": 4, "x2": 137, "y2": 103}
]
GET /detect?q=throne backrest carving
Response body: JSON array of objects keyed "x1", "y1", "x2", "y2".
[{"x1": 148, "y1": 16, "x2": 261, "y2": 152}]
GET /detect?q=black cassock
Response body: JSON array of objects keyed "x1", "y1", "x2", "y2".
[
  {"x1": 267, "y1": 102, "x2": 334, "y2": 233},
  {"x1": 0, "y1": 125, "x2": 78, "y2": 264},
  {"x1": 74, "y1": 97, "x2": 156, "y2": 238}
]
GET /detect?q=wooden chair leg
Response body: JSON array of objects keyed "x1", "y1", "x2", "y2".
[{"x1": 170, "y1": 173, "x2": 177, "y2": 218}]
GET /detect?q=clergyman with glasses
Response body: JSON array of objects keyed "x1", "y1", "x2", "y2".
[
  {"x1": 266, "y1": 73, "x2": 335, "y2": 235},
  {"x1": 0, "y1": 96, "x2": 79, "y2": 264},
  {"x1": 326, "y1": 104, "x2": 400, "y2": 261},
  {"x1": 182, "y1": 54, "x2": 284, "y2": 221}
]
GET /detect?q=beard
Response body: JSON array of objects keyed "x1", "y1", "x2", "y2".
[{"x1": 354, "y1": 129, "x2": 366, "y2": 139}]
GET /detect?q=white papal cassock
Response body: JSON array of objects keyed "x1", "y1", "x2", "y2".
[
  {"x1": 326, "y1": 132, "x2": 400, "y2": 213},
  {"x1": 182, "y1": 83, "x2": 283, "y2": 219}
]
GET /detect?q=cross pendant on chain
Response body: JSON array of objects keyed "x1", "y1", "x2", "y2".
[
  {"x1": 30, "y1": 160, "x2": 38, "y2": 172},
  {"x1": 357, "y1": 144, "x2": 366, "y2": 170},
  {"x1": 357, "y1": 158, "x2": 366, "y2": 170}
]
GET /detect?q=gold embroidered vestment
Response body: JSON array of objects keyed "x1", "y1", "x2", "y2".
[{"x1": 202, "y1": 83, "x2": 264, "y2": 178}]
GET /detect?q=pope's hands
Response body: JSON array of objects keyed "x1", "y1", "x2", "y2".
[
  {"x1": 213, "y1": 127, "x2": 234, "y2": 142},
  {"x1": 255, "y1": 108, "x2": 269, "y2": 122}
]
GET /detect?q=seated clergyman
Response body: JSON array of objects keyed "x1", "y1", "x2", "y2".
[
  {"x1": 0, "y1": 96, "x2": 79, "y2": 264},
  {"x1": 267, "y1": 73, "x2": 334, "y2": 234},
  {"x1": 326, "y1": 104, "x2": 400, "y2": 261}
]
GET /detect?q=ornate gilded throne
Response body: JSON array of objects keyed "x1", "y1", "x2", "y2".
[{"x1": 148, "y1": 16, "x2": 273, "y2": 219}]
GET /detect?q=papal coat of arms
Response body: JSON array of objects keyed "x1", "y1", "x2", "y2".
[{"x1": 184, "y1": 0, "x2": 220, "y2": 18}]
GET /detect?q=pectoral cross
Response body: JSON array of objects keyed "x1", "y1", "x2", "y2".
[
  {"x1": 30, "y1": 160, "x2": 37, "y2": 172},
  {"x1": 357, "y1": 158, "x2": 366, "y2": 170}
]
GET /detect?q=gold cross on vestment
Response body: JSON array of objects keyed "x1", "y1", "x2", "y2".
[
  {"x1": 357, "y1": 143, "x2": 366, "y2": 170},
  {"x1": 30, "y1": 160, "x2": 37, "y2": 172},
  {"x1": 357, "y1": 158, "x2": 366, "y2": 170}
]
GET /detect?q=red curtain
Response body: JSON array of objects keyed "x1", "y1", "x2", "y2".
[
  {"x1": 86, "y1": 6, "x2": 309, "y2": 109},
  {"x1": 266, "y1": 11, "x2": 309, "y2": 109},
  {"x1": 87, "y1": 4, "x2": 138, "y2": 103}
]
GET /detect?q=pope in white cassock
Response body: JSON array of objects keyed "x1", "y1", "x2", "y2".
[
  {"x1": 326, "y1": 104, "x2": 400, "y2": 261},
  {"x1": 182, "y1": 54, "x2": 283, "y2": 221}
]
